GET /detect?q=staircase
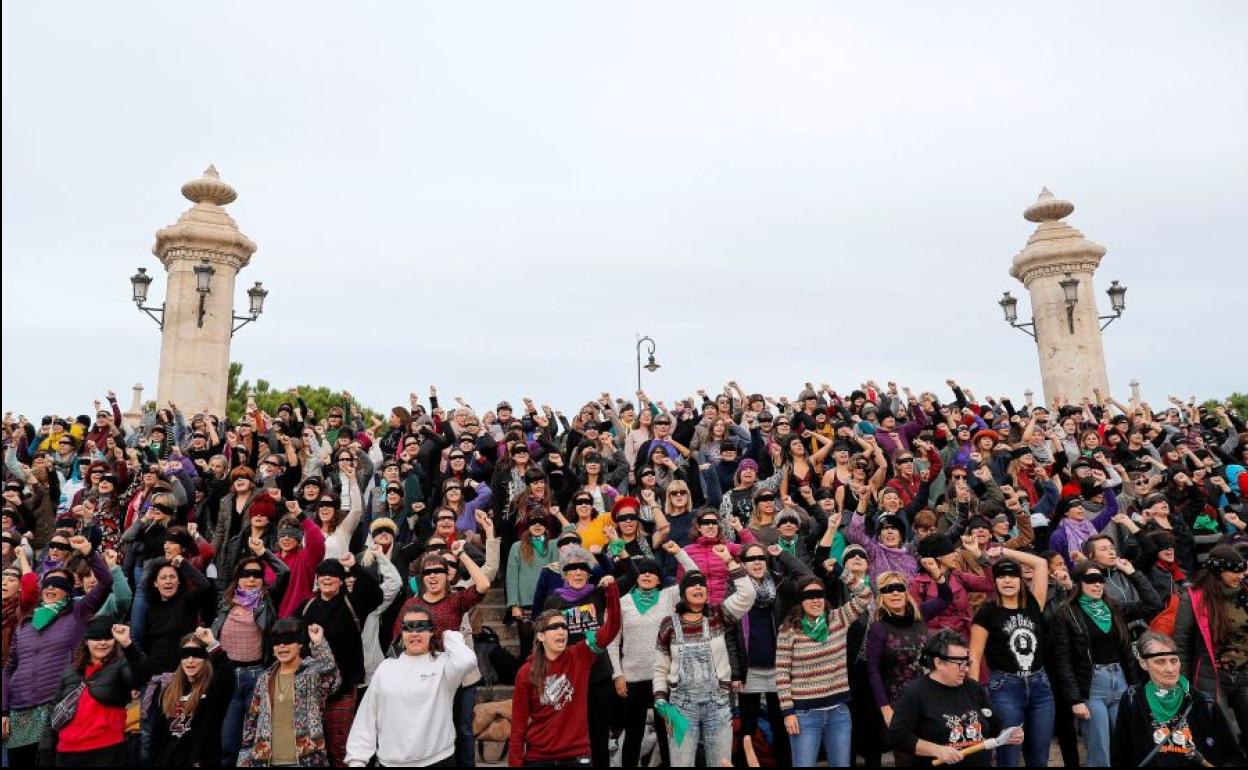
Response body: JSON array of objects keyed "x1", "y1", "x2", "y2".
[{"x1": 469, "y1": 578, "x2": 520, "y2": 704}]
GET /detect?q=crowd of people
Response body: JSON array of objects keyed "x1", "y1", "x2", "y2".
[{"x1": 2, "y1": 378, "x2": 1246, "y2": 767}]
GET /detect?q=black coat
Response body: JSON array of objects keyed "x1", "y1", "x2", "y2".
[
  {"x1": 298, "y1": 564, "x2": 383, "y2": 694},
  {"x1": 149, "y1": 647, "x2": 236, "y2": 767},
  {"x1": 1049, "y1": 600, "x2": 1141, "y2": 704},
  {"x1": 1111, "y1": 682, "x2": 1245, "y2": 767}
]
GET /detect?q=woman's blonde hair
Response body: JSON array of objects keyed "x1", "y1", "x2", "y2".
[
  {"x1": 664, "y1": 481, "x2": 691, "y2": 515},
  {"x1": 873, "y1": 570, "x2": 922, "y2": 622}
]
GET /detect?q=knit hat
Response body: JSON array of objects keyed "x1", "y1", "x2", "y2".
[
  {"x1": 1009, "y1": 446, "x2": 1032, "y2": 460},
  {"x1": 611, "y1": 496, "x2": 641, "y2": 517},
  {"x1": 248, "y1": 495, "x2": 277, "y2": 521},
  {"x1": 877, "y1": 514, "x2": 905, "y2": 534},
  {"x1": 973, "y1": 429, "x2": 1001, "y2": 445},
  {"x1": 917, "y1": 533, "x2": 958, "y2": 559},
  {"x1": 370, "y1": 517, "x2": 398, "y2": 536},
  {"x1": 775, "y1": 510, "x2": 802, "y2": 529},
  {"x1": 315, "y1": 559, "x2": 347, "y2": 579},
  {"x1": 738, "y1": 459, "x2": 759, "y2": 473},
  {"x1": 967, "y1": 516, "x2": 993, "y2": 533},
  {"x1": 355, "y1": 432, "x2": 373, "y2": 451},
  {"x1": 83, "y1": 615, "x2": 114, "y2": 641}
]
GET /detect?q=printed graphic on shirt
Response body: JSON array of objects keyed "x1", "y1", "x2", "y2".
[
  {"x1": 1151, "y1": 715, "x2": 1197, "y2": 759},
  {"x1": 1002, "y1": 613, "x2": 1039, "y2": 672},
  {"x1": 561, "y1": 603, "x2": 599, "y2": 635},
  {"x1": 541, "y1": 673, "x2": 575, "y2": 711},
  {"x1": 943, "y1": 709, "x2": 986, "y2": 750}
]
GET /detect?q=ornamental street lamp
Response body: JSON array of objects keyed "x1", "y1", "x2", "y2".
[
  {"x1": 130, "y1": 263, "x2": 269, "y2": 335},
  {"x1": 999, "y1": 279, "x2": 1128, "y2": 339},
  {"x1": 636, "y1": 334, "x2": 659, "y2": 394}
]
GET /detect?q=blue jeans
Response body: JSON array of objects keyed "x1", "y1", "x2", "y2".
[
  {"x1": 131, "y1": 562, "x2": 149, "y2": 650},
  {"x1": 453, "y1": 683, "x2": 477, "y2": 767},
  {"x1": 1085, "y1": 663, "x2": 1127, "y2": 767},
  {"x1": 789, "y1": 703, "x2": 852, "y2": 768},
  {"x1": 987, "y1": 670, "x2": 1055, "y2": 767},
  {"x1": 669, "y1": 690, "x2": 733, "y2": 767},
  {"x1": 222, "y1": 665, "x2": 262, "y2": 767}
]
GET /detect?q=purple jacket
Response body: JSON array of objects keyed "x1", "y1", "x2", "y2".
[
  {"x1": 873, "y1": 403, "x2": 930, "y2": 457},
  {"x1": 845, "y1": 513, "x2": 918, "y2": 582},
  {"x1": 3, "y1": 551, "x2": 113, "y2": 711}
]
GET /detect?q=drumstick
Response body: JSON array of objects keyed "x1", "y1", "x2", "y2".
[{"x1": 932, "y1": 741, "x2": 988, "y2": 766}]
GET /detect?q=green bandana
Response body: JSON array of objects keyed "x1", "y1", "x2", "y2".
[
  {"x1": 778, "y1": 537, "x2": 798, "y2": 557},
  {"x1": 32, "y1": 599, "x2": 68, "y2": 631},
  {"x1": 607, "y1": 539, "x2": 627, "y2": 558},
  {"x1": 631, "y1": 587, "x2": 660, "y2": 615},
  {"x1": 1192, "y1": 514, "x2": 1219, "y2": 533},
  {"x1": 530, "y1": 536, "x2": 549, "y2": 557},
  {"x1": 1144, "y1": 675, "x2": 1190, "y2": 723},
  {"x1": 801, "y1": 613, "x2": 829, "y2": 643},
  {"x1": 1079, "y1": 594, "x2": 1113, "y2": 634}
]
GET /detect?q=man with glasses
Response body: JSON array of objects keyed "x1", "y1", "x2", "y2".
[
  {"x1": 1111, "y1": 631, "x2": 1244, "y2": 766},
  {"x1": 888, "y1": 629, "x2": 1021, "y2": 766}
]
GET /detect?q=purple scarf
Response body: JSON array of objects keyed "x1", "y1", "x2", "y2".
[
  {"x1": 554, "y1": 583, "x2": 597, "y2": 603},
  {"x1": 234, "y1": 586, "x2": 264, "y2": 611},
  {"x1": 1060, "y1": 516, "x2": 1097, "y2": 556}
]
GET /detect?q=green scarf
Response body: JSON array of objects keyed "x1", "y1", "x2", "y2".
[
  {"x1": 1192, "y1": 514, "x2": 1219, "y2": 533},
  {"x1": 1144, "y1": 675, "x2": 1190, "y2": 723},
  {"x1": 778, "y1": 537, "x2": 798, "y2": 557},
  {"x1": 607, "y1": 539, "x2": 627, "y2": 558},
  {"x1": 1079, "y1": 594, "x2": 1113, "y2": 633},
  {"x1": 631, "y1": 587, "x2": 660, "y2": 615},
  {"x1": 32, "y1": 599, "x2": 68, "y2": 631},
  {"x1": 530, "y1": 536, "x2": 549, "y2": 556},
  {"x1": 801, "y1": 613, "x2": 829, "y2": 643}
]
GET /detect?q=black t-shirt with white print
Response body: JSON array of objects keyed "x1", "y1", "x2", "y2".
[
  {"x1": 888, "y1": 676, "x2": 1003, "y2": 767},
  {"x1": 974, "y1": 600, "x2": 1046, "y2": 676}
]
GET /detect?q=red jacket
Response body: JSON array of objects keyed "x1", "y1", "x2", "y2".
[{"x1": 276, "y1": 517, "x2": 327, "y2": 618}]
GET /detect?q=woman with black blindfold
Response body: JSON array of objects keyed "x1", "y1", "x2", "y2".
[
  {"x1": 149, "y1": 627, "x2": 236, "y2": 767},
  {"x1": 1051, "y1": 559, "x2": 1143, "y2": 766},
  {"x1": 346, "y1": 607, "x2": 477, "y2": 767},
  {"x1": 1173, "y1": 544, "x2": 1248, "y2": 749}
]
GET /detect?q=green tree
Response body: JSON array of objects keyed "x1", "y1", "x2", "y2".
[
  {"x1": 225, "y1": 362, "x2": 381, "y2": 425},
  {"x1": 1200, "y1": 392, "x2": 1248, "y2": 421}
]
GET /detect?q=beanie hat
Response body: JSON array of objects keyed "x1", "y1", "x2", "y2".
[
  {"x1": 967, "y1": 516, "x2": 993, "y2": 532},
  {"x1": 355, "y1": 432, "x2": 373, "y2": 451},
  {"x1": 248, "y1": 495, "x2": 277, "y2": 521},
  {"x1": 83, "y1": 615, "x2": 114, "y2": 641},
  {"x1": 634, "y1": 558, "x2": 662, "y2": 578},
  {"x1": 738, "y1": 459, "x2": 759, "y2": 473},
  {"x1": 315, "y1": 559, "x2": 347, "y2": 579},
  {"x1": 611, "y1": 496, "x2": 641, "y2": 517},
  {"x1": 775, "y1": 510, "x2": 802, "y2": 529},
  {"x1": 877, "y1": 514, "x2": 905, "y2": 534}
]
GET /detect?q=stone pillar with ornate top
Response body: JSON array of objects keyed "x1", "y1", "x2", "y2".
[
  {"x1": 151, "y1": 166, "x2": 257, "y2": 417},
  {"x1": 1010, "y1": 188, "x2": 1112, "y2": 406}
]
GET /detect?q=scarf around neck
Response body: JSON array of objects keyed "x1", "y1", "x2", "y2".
[
  {"x1": 1145, "y1": 675, "x2": 1190, "y2": 723},
  {"x1": 32, "y1": 598, "x2": 68, "y2": 631},
  {"x1": 631, "y1": 587, "x2": 660, "y2": 615},
  {"x1": 554, "y1": 583, "x2": 597, "y2": 603},
  {"x1": 801, "y1": 613, "x2": 829, "y2": 643},
  {"x1": 1061, "y1": 517, "x2": 1097, "y2": 555},
  {"x1": 234, "y1": 586, "x2": 264, "y2": 611},
  {"x1": 778, "y1": 537, "x2": 798, "y2": 557},
  {"x1": 751, "y1": 573, "x2": 777, "y2": 608},
  {"x1": 1079, "y1": 594, "x2": 1113, "y2": 633}
]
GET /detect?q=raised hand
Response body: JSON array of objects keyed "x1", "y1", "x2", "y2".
[
  {"x1": 307, "y1": 624, "x2": 325, "y2": 645},
  {"x1": 111, "y1": 624, "x2": 132, "y2": 647}
]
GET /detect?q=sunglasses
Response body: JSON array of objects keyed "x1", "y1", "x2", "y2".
[{"x1": 879, "y1": 584, "x2": 908, "y2": 595}]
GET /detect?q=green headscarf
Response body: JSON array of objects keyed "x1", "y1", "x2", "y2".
[
  {"x1": 1078, "y1": 594, "x2": 1113, "y2": 634},
  {"x1": 1144, "y1": 675, "x2": 1190, "y2": 723},
  {"x1": 800, "y1": 613, "x2": 829, "y2": 643},
  {"x1": 32, "y1": 598, "x2": 68, "y2": 631}
]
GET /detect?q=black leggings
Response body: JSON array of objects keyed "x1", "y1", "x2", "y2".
[
  {"x1": 56, "y1": 742, "x2": 128, "y2": 767},
  {"x1": 515, "y1": 616, "x2": 535, "y2": 662},
  {"x1": 621, "y1": 680, "x2": 671, "y2": 768},
  {"x1": 737, "y1": 691, "x2": 790, "y2": 768},
  {"x1": 1052, "y1": 686, "x2": 1081, "y2": 766},
  {"x1": 587, "y1": 677, "x2": 617, "y2": 768}
]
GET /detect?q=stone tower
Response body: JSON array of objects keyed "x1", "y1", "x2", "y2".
[
  {"x1": 152, "y1": 166, "x2": 257, "y2": 416},
  {"x1": 1010, "y1": 188, "x2": 1111, "y2": 405}
]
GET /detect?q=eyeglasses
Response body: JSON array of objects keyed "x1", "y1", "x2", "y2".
[{"x1": 938, "y1": 656, "x2": 970, "y2": 668}]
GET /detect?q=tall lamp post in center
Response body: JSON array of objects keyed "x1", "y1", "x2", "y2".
[{"x1": 635, "y1": 334, "x2": 660, "y2": 395}]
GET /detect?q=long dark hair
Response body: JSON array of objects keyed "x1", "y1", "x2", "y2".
[
  {"x1": 161, "y1": 633, "x2": 213, "y2": 719},
  {"x1": 1068, "y1": 561, "x2": 1130, "y2": 649},
  {"x1": 143, "y1": 557, "x2": 183, "y2": 598},
  {"x1": 70, "y1": 634, "x2": 120, "y2": 673},
  {"x1": 781, "y1": 576, "x2": 826, "y2": 631},
  {"x1": 1196, "y1": 545, "x2": 1243, "y2": 649},
  {"x1": 529, "y1": 610, "x2": 565, "y2": 690}
]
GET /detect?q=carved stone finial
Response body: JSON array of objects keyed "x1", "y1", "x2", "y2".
[
  {"x1": 181, "y1": 164, "x2": 237, "y2": 206},
  {"x1": 1024, "y1": 187, "x2": 1074, "y2": 223}
]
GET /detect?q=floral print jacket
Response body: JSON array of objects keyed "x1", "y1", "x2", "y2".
[{"x1": 237, "y1": 640, "x2": 340, "y2": 767}]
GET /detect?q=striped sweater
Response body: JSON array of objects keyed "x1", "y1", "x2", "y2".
[{"x1": 775, "y1": 572, "x2": 873, "y2": 715}]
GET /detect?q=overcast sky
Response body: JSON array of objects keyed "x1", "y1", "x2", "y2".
[{"x1": 3, "y1": 1, "x2": 1245, "y2": 419}]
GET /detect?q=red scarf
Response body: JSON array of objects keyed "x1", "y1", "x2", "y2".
[{"x1": 1158, "y1": 558, "x2": 1185, "y2": 582}]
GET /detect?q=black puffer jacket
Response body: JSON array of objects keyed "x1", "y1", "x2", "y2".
[{"x1": 40, "y1": 642, "x2": 146, "y2": 758}]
